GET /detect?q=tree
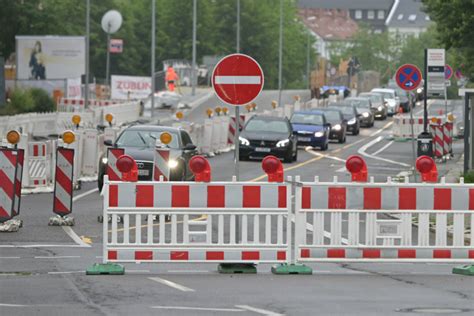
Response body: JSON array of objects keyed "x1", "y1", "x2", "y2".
[{"x1": 423, "y1": 0, "x2": 474, "y2": 79}]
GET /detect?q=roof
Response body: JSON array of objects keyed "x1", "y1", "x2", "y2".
[
  {"x1": 298, "y1": 0, "x2": 394, "y2": 10},
  {"x1": 294, "y1": 110, "x2": 325, "y2": 115},
  {"x1": 299, "y1": 9, "x2": 358, "y2": 40},
  {"x1": 386, "y1": 0, "x2": 431, "y2": 28},
  {"x1": 126, "y1": 125, "x2": 181, "y2": 132}
]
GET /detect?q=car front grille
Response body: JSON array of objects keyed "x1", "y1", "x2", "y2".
[
  {"x1": 249, "y1": 140, "x2": 277, "y2": 147},
  {"x1": 136, "y1": 160, "x2": 153, "y2": 180}
]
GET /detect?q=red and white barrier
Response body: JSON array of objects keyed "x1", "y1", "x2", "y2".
[
  {"x1": 28, "y1": 142, "x2": 49, "y2": 187},
  {"x1": 13, "y1": 149, "x2": 24, "y2": 217},
  {"x1": 294, "y1": 176, "x2": 474, "y2": 262},
  {"x1": 227, "y1": 115, "x2": 245, "y2": 145},
  {"x1": 0, "y1": 148, "x2": 18, "y2": 222},
  {"x1": 52, "y1": 147, "x2": 74, "y2": 217},
  {"x1": 153, "y1": 147, "x2": 170, "y2": 181},
  {"x1": 107, "y1": 148, "x2": 125, "y2": 181}
]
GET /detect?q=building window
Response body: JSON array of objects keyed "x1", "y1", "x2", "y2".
[
  {"x1": 355, "y1": 10, "x2": 362, "y2": 19},
  {"x1": 367, "y1": 10, "x2": 375, "y2": 20},
  {"x1": 377, "y1": 10, "x2": 385, "y2": 19}
]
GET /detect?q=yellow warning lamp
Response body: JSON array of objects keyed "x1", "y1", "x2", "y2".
[
  {"x1": 251, "y1": 102, "x2": 257, "y2": 111},
  {"x1": 294, "y1": 95, "x2": 301, "y2": 101},
  {"x1": 160, "y1": 132, "x2": 172, "y2": 145},
  {"x1": 72, "y1": 115, "x2": 81, "y2": 128},
  {"x1": 105, "y1": 113, "x2": 114, "y2": 127},
  {"x1": 176, "y1": 111, "x2": 184, "y2": 120},
  {"x1": 206, "y1": 108, "x2": 213, "y2": 118},
  {"x1": 6, "y1": 130, "x2": 20, "y2": 145},
  {"x1": 271, "y1": 100, "x2": 277, "y2": 109},
  {"x1": 447, "y1": 113, "x2": 455, "y2": 122},
  {"x1": 430, "y1": 117, "x2": 438, "y2": 124},
  {"x1": 222, "y1": 107, "x2": 228, "y2": 115},
  {"x1": 215, "y1": 107, "x2": 222, "y2": 116},
  {"x1": 62, "y1": 130, "x2": 76, "y2": 145},
  {"x1": 245, "y1": 104, "x2": 252, "y2": 112}
]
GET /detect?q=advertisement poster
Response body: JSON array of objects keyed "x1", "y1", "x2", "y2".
[
  {"x1": 16, "y1": 36, "x2": 85, "y2": 80},
  {"x1": 67, "y1": 77, "x2": 82, "y2": 99},
  {"x1": 111, "y1": 75, "x2": 151, "y2": 100}
]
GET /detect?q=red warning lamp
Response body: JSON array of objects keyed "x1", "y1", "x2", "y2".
[
  {"x1": 346, "y1": 155, "x2": 368, "y2": 182},
  {"x1": 116, "y1": 155, "x2": 138, "y2": 182},
  {"x1": 262, "y1": 155, "x2": 283, "y2": 182},
  {"x1": 416, "y1": 155, "x2": 438, "y2": 183},
  {"x1": 189, "y1": 156, "x2": 211, "y2": 182}
]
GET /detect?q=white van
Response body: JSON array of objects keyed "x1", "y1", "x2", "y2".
[{"x1": 371, "y1": 88, "x2": 400, "y2": 116}]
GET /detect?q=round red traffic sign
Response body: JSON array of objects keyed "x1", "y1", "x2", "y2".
[
  {"x1": 395, "y1": 64, "x2": 423, "y2": 91},
  {"x1": 212, "y1": 54, "x2": 264, "y2": 106},
  {"x1": 445, "y1": 64, "x2": 453, "y2": 80}
]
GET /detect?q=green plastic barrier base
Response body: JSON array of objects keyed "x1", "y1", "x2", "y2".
[
  {"x1": 86, "y1": 263, "x2": 125, "y2": 275},
  {"x1": 271, "y1": 263, "x2": 313, "y2": 275},
  {"x1": 218, "y1": 263, "x2": 257, "y2": 274},
  {"x1": 452, "y1": 265, "x2": 474, "y2": 276}
]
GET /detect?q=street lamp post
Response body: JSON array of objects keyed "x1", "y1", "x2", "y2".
[
  {"x1": 151, "y1": 0, "x2": 156, "y2": 117},
  {"x1": 277, "y1": 0, "x2": 283, "y2": 107},
  {"x1": 85, "y1": 0, "x2": 90, "y2": 108},
  {"x1": 191, "y1": 0, "x2": 197, "y2": 96}
]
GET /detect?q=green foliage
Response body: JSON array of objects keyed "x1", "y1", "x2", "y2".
[
  {"x1": 0, "y1": 88, "x2": 55, "y2": 115},
  {"x1": 461, "y1": 170, "x2": 474, "y2": 183},
  {"x1": 0, "y1": 0, "x2": 316, "y2": 89}
]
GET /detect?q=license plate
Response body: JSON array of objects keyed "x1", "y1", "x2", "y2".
[
  {"x1": 138, "y1": 169, "x2": 149, "y2": 176},
  {"x1": 298, "y1": 137, "x2": 311, "y2": 142},
  {"x1": 255, "y1": 147, "x2": 271, "y2": 153}
]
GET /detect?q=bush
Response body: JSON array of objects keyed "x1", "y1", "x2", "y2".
[
  {"x1": 461, "y1": 170, "x2": 474, "y2": 183},
  {"x1": 0, "y1": 88, "x2": 55, "y2": 116}
]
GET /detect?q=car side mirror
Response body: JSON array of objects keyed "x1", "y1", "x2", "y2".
[
  {"x1": 184, "y1": 143, "x2": 197, "y2": 151},
  {"x1": 104, "y1": 139, "x2": 113, "y2": 146}
]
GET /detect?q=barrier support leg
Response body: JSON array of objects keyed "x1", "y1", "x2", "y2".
[
  {"x1": 452, "y1": 265, "x2": 474, "y2": 276},
  {"x1": 271, "y1": 263, "x2": 312, "y2": 275},
  {"x1": 218, "y1": 263, "x2": 256, "y2": 274}
]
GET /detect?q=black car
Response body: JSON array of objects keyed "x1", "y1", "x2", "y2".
[
  {"x1": 394, "y1": 88, "x2": 412, "y2": 112},
  {"x1": 343, "y1": 97, "x2": 375, "y2": 127},
  {"x1": 319, "y1": 108, "x2": 348, "y2": 142},
  {"x1": 329, "y1": 103, "x2": 361, "y2": 135},
  {"x1": 98, "y1": 125, "x2": 198, "y2": 190},
  {"x1": 239, "y1": 115, "x2": 297, "y2": 163},
  {"x1": 359, "y1": 92, "x2": 388, "y2": 120}
]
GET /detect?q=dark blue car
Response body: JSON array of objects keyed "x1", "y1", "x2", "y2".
[{"x1": 290, "y1": 111, "x2": 330, "y2": 150}]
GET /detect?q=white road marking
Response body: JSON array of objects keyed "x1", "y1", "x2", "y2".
[
  {"x1": 371, "y1": 140, "x2": 394, "y2": 156},
  {"x1": 62, "y1": 227, "x2": 91, "y2": 248},
  {"x1": 34, "y1": 255, "x2": 80, "y2": 259},
  {"x1": 370, "y1": 121, "x2": 393, "y2": 136},
  {"x1": 308, "y1": 151, "x2": 346, "y2": 163},
  {"x1": 0, "y1": 257, "x2": 21, "y2": 259},
  {"x1": 47, "y1": 271, "x2": 85, "y2": 275},
  {"x1": 72, "y1": 187, "x2": 98, "y2": 202},
  {"x1": 0, "y1": 303, "x2": 27, "y2": 307},
  {"x1": 215, "y1": 76, "x2": 261, "y2": 84},
  {"x1": 148, "y1": 277, "x2": 195, "y2": 292},
  {"x1": 127, "y1": 269, "x2": 150, "y2": 273},
  {"x1": 151, "y1": 306, "x2": 243, "y2": 312},
  {"x1": 236, "y1": 305, "x2": 284, "y2": 316},
  {"x1": 358, "y1": 136, "x2": 411, "y2": 167}
]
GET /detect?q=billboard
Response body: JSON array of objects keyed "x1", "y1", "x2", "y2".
[
  {"x1": 111, "y1": 75, "x2": 151, "y2": 100},
  {"x1": 16, "y1": 36, "x2": 85, "y2": 80}
]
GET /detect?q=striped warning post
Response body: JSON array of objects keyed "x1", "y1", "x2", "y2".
[
  {"x1": 444, "y1": 122, "x2": 453, "y2": 156},
  {"x1": 12, "y1": 149, "x2": 24, "y2": 217},
  {"x1": 0, "y1": 148, "x2": 18, "y2": 222},
  {"x1": 53, "y1": 148, "x2": 74, "y2": 216},
  {"x1": 153, "y1": 147, "x2": 170, "y2": 181},
  {"x1": 430, "y1": 124, "x2": 444, "y2": 159},
  {"x1": 107, "y1": 148, "x2": 125, "y2": 181},
  {"x1": 227, "y1": 115, "x2": 246, "y2": 145}
]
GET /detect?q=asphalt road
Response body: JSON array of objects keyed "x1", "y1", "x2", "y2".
[{"x1": 1, "y1": 97, "x2": 473, "y2": 316}]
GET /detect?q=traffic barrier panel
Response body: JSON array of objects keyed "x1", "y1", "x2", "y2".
[
  {"x1": 227, "y1": 115, "x2": 245, "y2": 145},
  {"x1": 12, "y1": 149, "x2": 24, "y2": 217},
  {"x1": 0, "y1": 148, "x2": 18, "y2": 222},
  {"x1": 430, "y1": 124, "x2": 444, "y2": 159},
  {"x1": 28, "y1": 142, "x2": 49, "y2": 187},
  {"x1": 153, "y1": 147, "x2": 170, "y2": 181},
  {"x1": 218, "y1": 116, "x2": 230, "y2": 151},
  {"x1": 52, "y1": 147, "x2": 74, "y2": 217},
  {"x1": 81, "y1": 129, "x2": 100, "y2": 177},
  {"x1": 294, "y1": 176, "x2": 474, "y2": 263},
  {"x1": 444, "y1": 122, "x2": 453, "y2": 156},
  {"x1": 107, "y1": 148, "x2": 125, "y2": 181},
  {"x1": 101, "y1": 177, "x2": 291, "y2": 265},
  {"x1": 211, "y1": 117, "x2": 220, "y2": 153},
  {"x1": 200, "y1": 118, "x2": 213, "y2": 155}
]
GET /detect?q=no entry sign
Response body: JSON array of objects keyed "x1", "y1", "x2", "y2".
[
  {"x1": 212, "y1": 54, "x2": 264, "y2": 106},
  {"x1": 395, "y1": 64, "x2": 423, "y2": 91}
]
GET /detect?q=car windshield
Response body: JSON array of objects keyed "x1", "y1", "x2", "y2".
[
  {"x1": 361, "y1": 94, "x2": 382, "y2": 103},
  {"x1": 373, "y1": 90, "x2": 394, "y2": 99},
  {"x1": 322, "y1": 111, "x2": 341, "y2": 123},
  {"x1": 116, "y1": 130, "x2": 180, "y2": 148},
  {"x1": 334, "y1": 106, "x2": 354, "y2": 116},
  {"x1": 345, "y1": 99, "x2": 370, "y2": 109},
  {"x1": 290, "y1": 113, "x2": 324, "y2": 125},
  {"x1": 245, "y1": 119, "x2": 289, "y2": 133}
]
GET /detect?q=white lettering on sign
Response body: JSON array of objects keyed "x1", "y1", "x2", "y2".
[{"x1": 111, "y1": 75, "x2": 152, "y2": 100}]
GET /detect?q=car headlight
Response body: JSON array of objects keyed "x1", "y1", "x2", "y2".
[
  {"x1": 332, "y1": 124, "x2": 342, "y2": 131},
  {"x1": 417, "y1": 88, "x2": 423, "y2": 93},
  {"x1": 168, "y1": 159, "x2": 179, "y2": 169},
  {"x1": 101, "y1": 157, "x2": 108, "y2": 164},
  {"x1": 239, "y1": 136, "x2": 250, "y2": 146},
  {"x1": 314, "y1": 131, "x2": 324, "y2": 137},
  {"x1": 362, "y1": 112, "x2": 370, "y2": 118},
  {"x1": 378, "y1": 106, "x2": 383, "y2": 111},
  {"x1": 276, "y1": 139, "x2": 290, "y2": 147},
  {"x1": 348, "y1": 118, "x2": 356, "y2": 125}
]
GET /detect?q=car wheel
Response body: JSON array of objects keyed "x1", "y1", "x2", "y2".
[
  {"x1": 352, "y1": 128, "x2": 358, "y2": 135},
  {"x1": 321, "y1": 142, "x2": 328, "y2": 151},
  {"x1": 98, "y1": 173, "x2": 104, "y2": 192},
  {"x1": 284, "y1": 149, "x2": 293, "y2": 163},
  {"x1": 338, "y1": 134, "x2": 345, "y2": 143},
  {"x1": 239, "y1": 155, "x2": 247, "y2": 161}
]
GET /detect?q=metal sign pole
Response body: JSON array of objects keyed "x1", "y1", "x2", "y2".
[
  {"x1": 234, "y1": 106, "x2": 240, "y2": 180},
  {"x1": 106, "y1": 32, "x2": 111, "y2": 87},
  {"x1": 409, "y1": 98, "x2": 417, "y2": 182},
  {"x1": 423, "y1": 49, "x2": 428, "y2": 133},
  {"x1": 151, "y1": 0, "x2": 156, "y2": 118},
  {"x1": 85, "y1": 0, "x2": 90, "y2": 109}
]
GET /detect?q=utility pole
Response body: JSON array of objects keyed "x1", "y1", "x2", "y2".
[
  {"x1": 306, "y1": 31, "x2": 310, "y2": 89},
  {"x1": 151, "y1": 0, "x2": 156, "y2": 117},
  {"x1": 234, "y1": 0, "x2": 241, "y2": 181},
  {"x1": 191, "y1": 0, "x2": 197, "y2": 96},
  {"x1": 277, "y1": 0, "x2": 283, "y2": 107},
  {"x1": 85, "y1": 0, "x2": 90, "y2": 108}
]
